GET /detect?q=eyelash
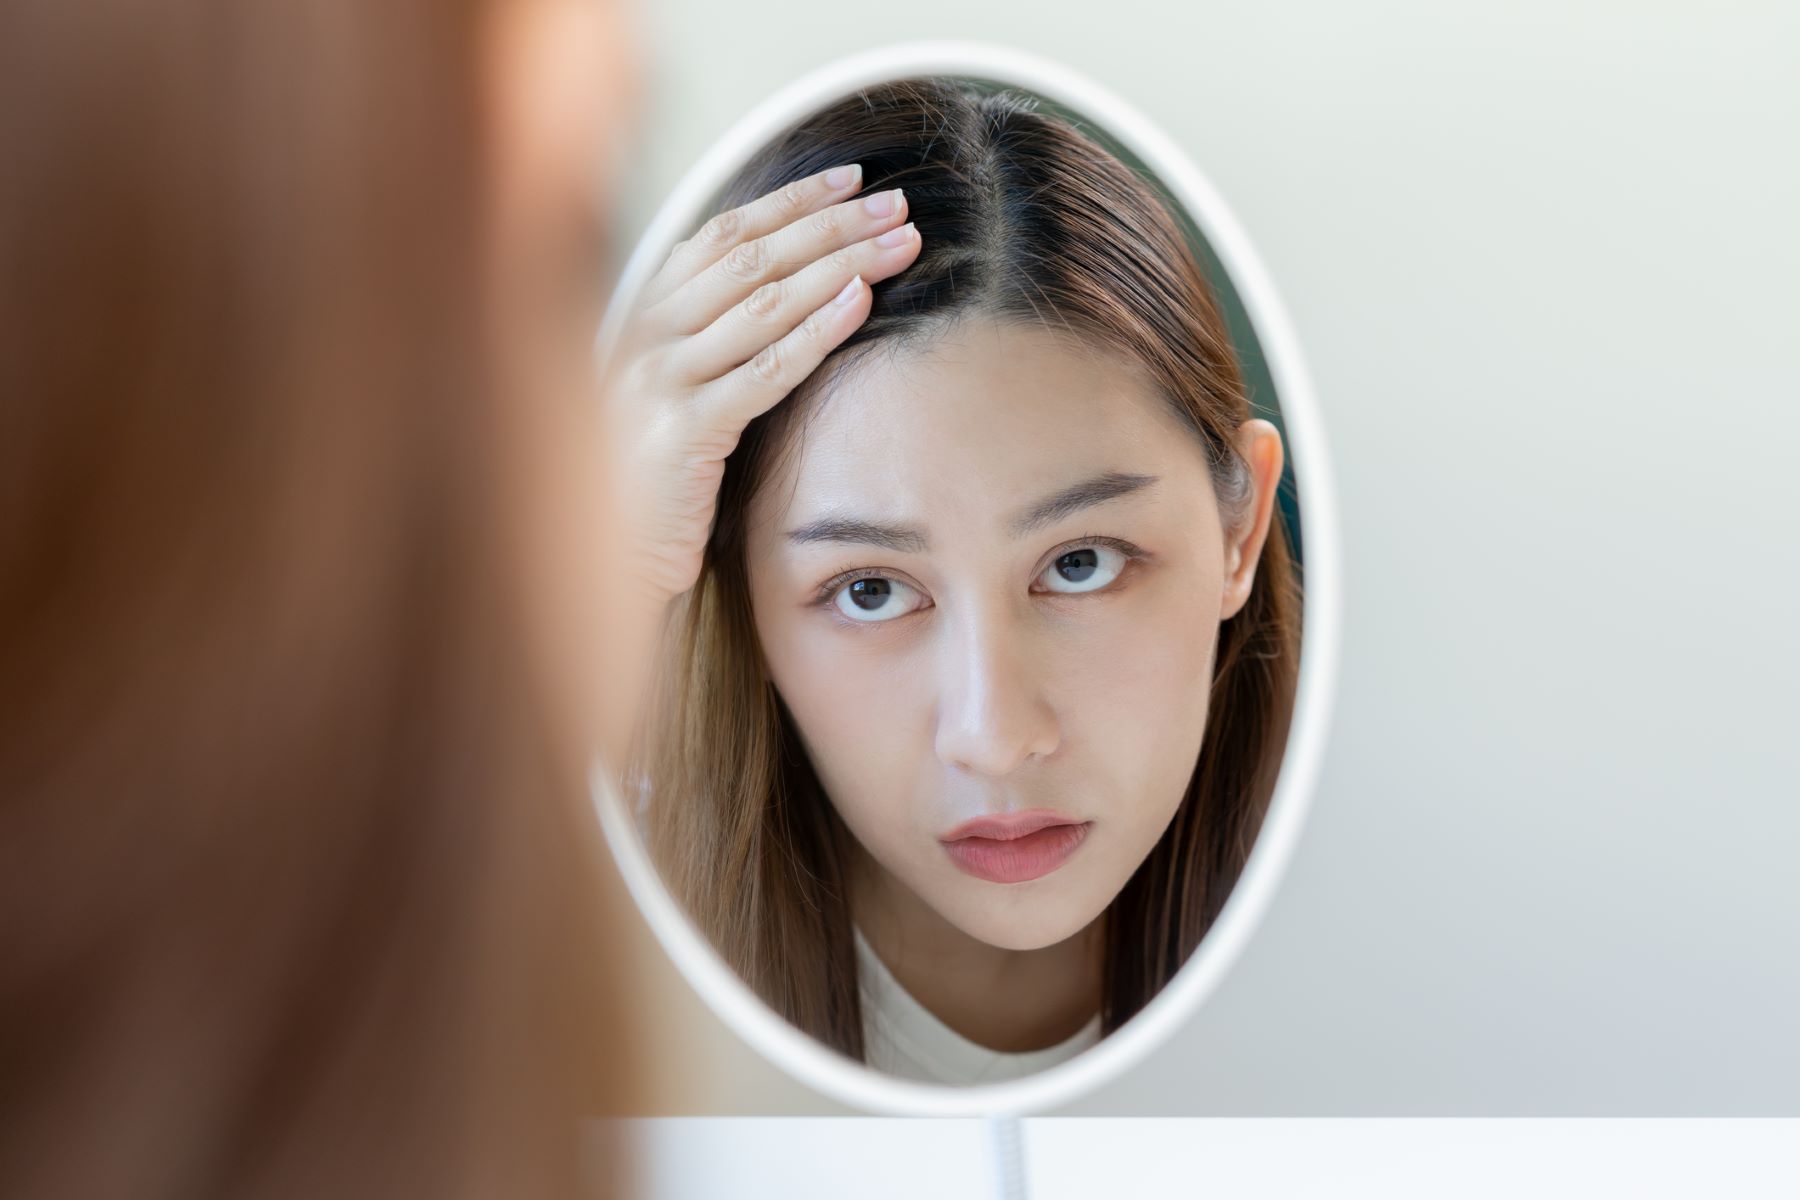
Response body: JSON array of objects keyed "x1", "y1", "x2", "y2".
[
  {"x1": 1031, "y1": 534, "x2": 1148, "y2": 594},
  {"x1": 809, "y1": 534, "x2": 1149, "y2": 614},
  {"x1": 812, "y1": 565, "x2": 902, "y2": 607}
]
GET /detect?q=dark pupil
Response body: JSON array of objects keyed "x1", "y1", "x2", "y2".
[
  {"x1": 1057, "y1": 549, "x2": 1099, "y2": 583},
  {"x1": 848, "y1": 578, "x2": 892, "y2": 610}
]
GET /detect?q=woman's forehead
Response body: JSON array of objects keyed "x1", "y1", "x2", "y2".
[{"x1": 748, "y1": 317, "x2": 1206, "y2": 533}]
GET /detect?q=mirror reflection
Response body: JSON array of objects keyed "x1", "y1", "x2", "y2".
[{"x1": 612, "y1": 75, "x2": 1304, "y2": 1087}]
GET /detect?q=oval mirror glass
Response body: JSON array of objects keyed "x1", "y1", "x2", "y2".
[{"x1": 593, "y1": 41, "x2": 1339, "y2": 1116}]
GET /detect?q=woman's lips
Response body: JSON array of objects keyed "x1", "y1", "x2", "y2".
[{"x1": 938, "y1": 810, "x2": 1091, "y2": 884}]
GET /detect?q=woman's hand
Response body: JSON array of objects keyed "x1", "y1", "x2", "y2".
[{"x1": 604, "y1": 162, "x2": 924, "y2": 610}]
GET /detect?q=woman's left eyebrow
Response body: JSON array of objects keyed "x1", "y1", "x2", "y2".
[{"x1": 1008, "y1": 471, "x2": 1158, "y2": 537}]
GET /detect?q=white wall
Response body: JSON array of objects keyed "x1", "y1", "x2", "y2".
[{"x1": 604, "y1": 0, "x2": 1800, "y2": 1114}]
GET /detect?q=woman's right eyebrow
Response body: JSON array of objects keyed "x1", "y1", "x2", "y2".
[{"x1": 784, "y1": 517, "x2": 928, "y2": 552}]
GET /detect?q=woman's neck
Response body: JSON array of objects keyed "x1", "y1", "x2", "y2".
[{"x1": 847, "y1": 839, "x2": 1104, "y2": 1053}]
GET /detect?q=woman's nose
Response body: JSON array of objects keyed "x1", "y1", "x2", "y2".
[{"x1": 932, "y1": 608, "x2": 1062, "y2": 776}]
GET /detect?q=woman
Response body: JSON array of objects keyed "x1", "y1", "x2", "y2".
[
  {"x1": 0, "y1": 0, "x2": 645, "y2": 1193},
  {"x1": 611, "y1": 78, "x2": 1303, "y2": 1085}
]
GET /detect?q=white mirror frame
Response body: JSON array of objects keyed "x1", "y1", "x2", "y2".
[{"x1": 591, "y1": 39, "x2": 1340, "y2": 1117}]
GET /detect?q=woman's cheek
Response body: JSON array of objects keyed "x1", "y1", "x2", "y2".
[
  {"x1": 1077, "y1": 581, "x2": 1219, "y2": 796},
  {"x1": 759, "y1": 610, "x2": 928, "y2": 824}
]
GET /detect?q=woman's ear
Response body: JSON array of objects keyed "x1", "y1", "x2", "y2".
[{"x1": 1219, "y1": 418, "x2": 1285, "y2": 621}]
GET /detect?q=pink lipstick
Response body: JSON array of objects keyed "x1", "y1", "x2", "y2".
[{"x1": 938, "y1": 809, "x2": 1091, "y2": 884}]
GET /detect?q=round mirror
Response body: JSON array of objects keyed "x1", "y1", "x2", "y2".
[{"x1": 593, "y1": 40, "x2": 1339, "y2": 1116}]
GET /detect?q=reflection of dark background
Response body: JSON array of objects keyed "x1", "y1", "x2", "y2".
[{"x1": 985, "y1": 83, "x2": 1305, "y2": 576}]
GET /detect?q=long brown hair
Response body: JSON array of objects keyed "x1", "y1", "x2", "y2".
[
  {"x1": 0, "y1": 2, "x2": 635, "y2": 1194},
  {"x1": 644, "y1": 77, "x2": 1302, "y2": 1063}
]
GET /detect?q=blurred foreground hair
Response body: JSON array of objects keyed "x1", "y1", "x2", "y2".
[{"x1": 0, "y1": 2, "x2": 631, "y2": 1194}]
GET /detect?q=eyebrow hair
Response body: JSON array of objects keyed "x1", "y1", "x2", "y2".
[
  {"x1": 782, "y1": 471, "x2": 1159, "y2": 553},
  {"x1": 784, "y1": 517, "x2": 929, "y2": 553},
  {"x1": 1008, "y1": 471, "x2": 1159, "y2": 537}
]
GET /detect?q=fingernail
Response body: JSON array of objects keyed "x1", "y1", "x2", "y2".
[
  {"x1": 832, "y1": 275, "x2": 863, "y2": 306},
  {"x1": 862, "y1": 188, "x2": 902, "y2": 217},
  {"x1": 825, "y1": 163, "x2": 861, "y2": 190},
  {"x1": 876, "y1": 222, "x2": 916, "y2": 248}
]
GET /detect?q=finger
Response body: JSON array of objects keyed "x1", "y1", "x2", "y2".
[
  {"x1": 674, "y1": 221, "x2": 920, "y2": 384},
  {"x1": 694, "y1": 273, "x2": 871, "y2": 429},
  {"x1": 637, "y1": 162, "x2": 863, "y2": 311},
  {"x1": 648, "y1": 186, "x2": 909, "y2": 338}
]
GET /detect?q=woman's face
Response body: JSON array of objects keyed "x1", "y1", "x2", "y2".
[{"x1": 745, "y1": 316, "x2": 1271, "y2": 952}]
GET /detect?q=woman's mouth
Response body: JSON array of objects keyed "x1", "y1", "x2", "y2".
[{"x1": 938, "y1": 810, "x2": 1092, "y2": 884}]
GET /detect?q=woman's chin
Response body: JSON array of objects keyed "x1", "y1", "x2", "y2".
[{"x1": 937, "y1": 889, "x2": 1110, "y2": 953}]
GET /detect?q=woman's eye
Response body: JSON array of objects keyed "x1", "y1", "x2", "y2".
[
  {"x1": 831, "y1": 576, "x2": 925, "y2": 623},
  {"x1": 1038, "y1": 545, "x2": 1127, "y2": 594}
]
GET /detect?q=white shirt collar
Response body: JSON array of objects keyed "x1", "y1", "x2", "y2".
[{"x1": 853, "y1": 923, "x2": 1102, "y2": 1086}]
